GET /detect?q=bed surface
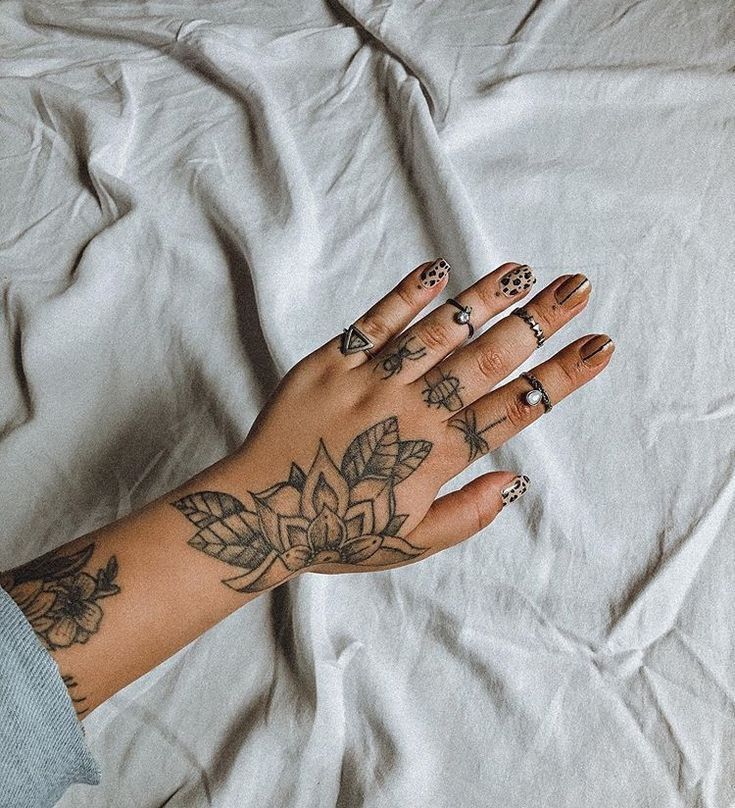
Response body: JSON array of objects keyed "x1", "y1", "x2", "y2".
[{"x1": 1, "y1": 1, "x2": 733, "y2": 806}]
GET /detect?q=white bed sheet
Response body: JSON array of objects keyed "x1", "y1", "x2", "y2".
[{"x1": 1, "y1": 0, "x2": 734, "y2": 805}]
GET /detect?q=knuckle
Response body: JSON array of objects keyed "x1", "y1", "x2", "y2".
[
  {"x1": 419, "y1": 319, "x2": 452, "y2": 351},
  {"x1": 464, "y1": 488, "x2": 493, "y2": 534},
  {"x1": 395, "y1": 283, "x2": 417, "y2": 310},
  {"x1": 504, "y1": 392, "x2": 536, "y2": 430},
  {"x1": 360, "y1": 310, "x2": 393, "y2": 343},
  {"x1": 474, "y1": 344, "x2": 508, "y2": 380},
  {"x1": 471, "y1": 281, "x2": 499, "y2": 312},
  {"x1": 558, "y1": 357, "x2": 583, "y2": 387}
]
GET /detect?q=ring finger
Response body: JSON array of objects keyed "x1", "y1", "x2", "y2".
[{"x1": 443, "y1": 332, "x2": 616, "y2": 473}]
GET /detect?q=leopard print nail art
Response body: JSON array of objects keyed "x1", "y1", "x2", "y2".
[
  {"x1": 501, "y1": 474, "x2": 530, "y2": 507},
  {"x1": 419, "y1": 258, "x2": 451, "y2": 288},
  {"x1": 499, "y1": 265, "x2": 535, "y2": 297}
]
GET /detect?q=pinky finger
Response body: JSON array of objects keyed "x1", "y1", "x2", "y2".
[{"x1": 406, "y1": 471, "x2": 531, "y2": 555}]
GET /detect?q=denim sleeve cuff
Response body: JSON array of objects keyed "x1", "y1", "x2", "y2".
[{"x1": 0, "y1": 584, "x2": 101, "y2": 808}]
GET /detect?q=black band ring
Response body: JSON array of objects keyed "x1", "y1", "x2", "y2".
[
  {"x1": 511, "y1": 306, "x2": 545, "y2": 348},
  {"x1": 520, "y1": 371, "x2": 553, "y2": 413},
  {"x1": 446, "y1": 298, "x2": 475, "y2": 339}
]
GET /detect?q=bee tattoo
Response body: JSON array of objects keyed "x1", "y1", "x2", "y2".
[
  {"x1": 421, "y1": 368, "x2": 464, "y2": 412},
  {"x1": 449, "y1": 409, "x2": 508, "y2": 462},
  {"x1": 375, "y1": 334, "x2": 427, "y2": 378}
]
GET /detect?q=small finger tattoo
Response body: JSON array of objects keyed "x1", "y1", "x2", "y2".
[
  {"x1": 499, "y1": 264, "x2": 535, "y2": 297},
  {"x1": 375, "y1": 334, "x2": 427, "y2": 378},
  {"x1": 500, "y1": 474, "x2": 530, "y2": 507},
  {"x1": 449, "y1": 408, "x2": 508, "y2": 461},
  {"x1": 421, "y1": 368, "x2": 464, "y2": 412},
  {"x1": 419, "y1": 258, "x2": 451, "y2": 288}
]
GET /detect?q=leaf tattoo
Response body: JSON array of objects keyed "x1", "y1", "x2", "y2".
[
  {"x1": 172, "y1": 417, "x2": 433, "y2": 593},
  {"x1": 62, "y1": 674, "x2": 90, "y2": 718}
]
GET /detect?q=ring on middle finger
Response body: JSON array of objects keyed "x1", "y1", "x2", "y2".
[
  {"x1": 446, "y1": 298, "x2": 475, "y2": 340},
  {"x1": 511, "y1": 305, "x2": 546, "y2": 348}
]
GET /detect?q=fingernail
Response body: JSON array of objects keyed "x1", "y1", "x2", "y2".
[
  {"x1": 501, "y1": 474, "x2": 530, "y2": 508},
  {"x1": 499, "y1": 264, "x2": 535, "y2": 298},
  {"x1": 554, "y1": 274, "x2": 591, "y2": 306},
  {"x1": 419, "y1": 258, "x2": 451, "y2": 288},
  {"x1": 579, "y1": 334, "x2": 615, "y2": 366}
]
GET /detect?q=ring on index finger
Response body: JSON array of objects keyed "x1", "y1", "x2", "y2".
[{"x1": 340, "y1": 323, "x2": 376, "y2": 357}]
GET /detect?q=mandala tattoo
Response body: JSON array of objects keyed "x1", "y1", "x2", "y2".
[
  {"x1": 0, "y1": 543, "x2": 120, "y2": 717},
  {"x1": 449, "y1": 409, "x2": 508, "y2": 462},
  {"x1": 375, "y1": 334, "x2": 427, "y2": 379},
  {"x1": 172, "y1": 417, "x2": 433, "y2": 593},
  {"x1": 421, "y1": 368, "x2": 464, "y2": 412}
]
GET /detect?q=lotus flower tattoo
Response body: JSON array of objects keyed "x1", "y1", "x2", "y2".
[{"x1": 172, "y1": 417, "x2": 433, "y2": 592}]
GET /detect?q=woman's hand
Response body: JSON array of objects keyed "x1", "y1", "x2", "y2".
[
  {"x1": 1, "y1": 257, "x2": 614, "y2": 717},
  {"x1": 174, "y1": 259, "x2": 614, "y2": 592}
]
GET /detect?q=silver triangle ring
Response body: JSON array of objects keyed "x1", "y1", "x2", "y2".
[{"x1": 340, "y1": 323, "x2": 376, "y2": 357}]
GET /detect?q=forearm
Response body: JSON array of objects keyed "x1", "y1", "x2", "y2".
[{"x1": 0, "y1": 447, "x2": 286, "y2": 717}]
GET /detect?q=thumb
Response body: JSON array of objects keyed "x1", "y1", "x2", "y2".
[{"x1": 408, "y1": 471, "x2": 530, "y2": 554}]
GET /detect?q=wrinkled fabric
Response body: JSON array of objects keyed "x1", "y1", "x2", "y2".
[{"x1": 0, "y1": 1, "x2": 733, "y2": 806}]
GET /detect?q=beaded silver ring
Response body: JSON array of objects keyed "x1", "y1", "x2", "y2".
[{"x1": 511, "y1": 306, "x2": 545, "y2": 348}]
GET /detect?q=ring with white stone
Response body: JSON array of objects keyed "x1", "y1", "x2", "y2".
[
  {"x1": 446, "y1": 298, "x2": 475, "y2": 339},
  {"x1": 520, "y1": 371, "x2": 553, "y2": 412}
]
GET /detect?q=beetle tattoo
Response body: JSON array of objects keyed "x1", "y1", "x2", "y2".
[
  {"x1": 421, "y1": 368, "x2": 464, "y2": 412},
  {"x1": 376, "y1": 334, "x2": 427, "y2": 378}
]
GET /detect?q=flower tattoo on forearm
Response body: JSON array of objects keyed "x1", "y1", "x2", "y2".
[
  {"x1": 0, "y1": 543, "x2": 120, "y2": 717},
  {"x1": 0, "y1": 544, "x2": 120, "y2": 651},
  {"x1": 172, "y1": 417, "x2": 433, "y2": 593}
]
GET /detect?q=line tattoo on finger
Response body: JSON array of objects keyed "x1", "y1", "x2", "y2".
[
  {"x1": 374, "y1": 334, "x2": 427, "y2": 379},
  {"x1": 449, "y1": 409, "x2": 508, "y2": 462},
  {"x1": 172, "y1": 417, "x2": 433, "y2": 593},
  {"x1": 421, "y1": 368, "x2": 464, "y2": 412}
]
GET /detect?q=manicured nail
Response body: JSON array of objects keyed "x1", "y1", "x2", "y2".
[
  {"x1": 499, "y1": 264, "x2": 535, "y2": 298},
  {"x1": 579, "y1": 334, "x2": 615, "y2": 366},
  {"x1": 419, "y1": 258, "x2": 451, "y2": 288},
  {"x1": 501, "y1": 474, "x2": 530, "y2": 508},
  {"x1": 554, "y1": 274, "x2": 591, "y2": 306}
]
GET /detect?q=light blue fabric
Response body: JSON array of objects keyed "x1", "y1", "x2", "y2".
[{"x1": 0, "y1": 585, "x2": 100, "y2": 808}]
